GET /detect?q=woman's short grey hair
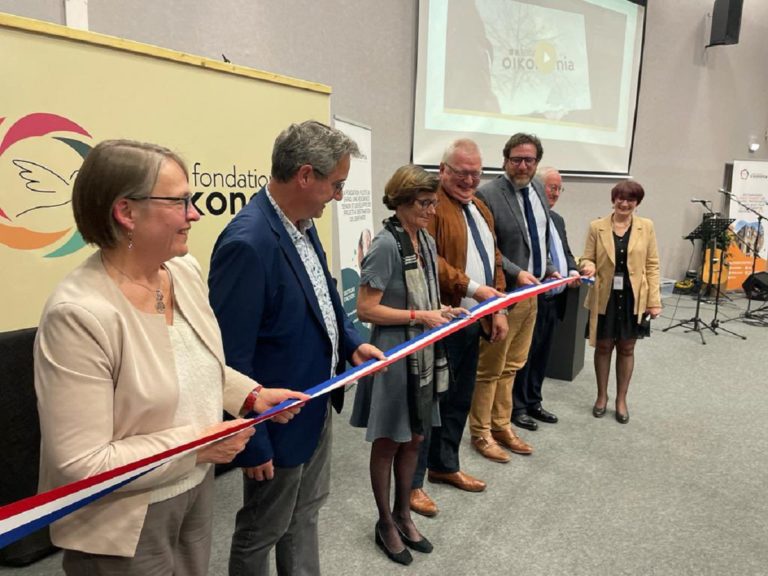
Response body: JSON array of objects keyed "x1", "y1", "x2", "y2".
[
  {"x1": 72, "y1": 139, "x2": 187, "y2": 249},
  {"x1": 271, "y1": 120, "x2": 360, "y2": 182}
]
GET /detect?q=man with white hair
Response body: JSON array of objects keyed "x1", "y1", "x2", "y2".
[{"x1": 512, "y1": 166, "x2": 580, "y2": 425}]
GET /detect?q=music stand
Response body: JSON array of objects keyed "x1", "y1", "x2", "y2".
[{"x1": 664, "y1": 215, "x2": 733, "y2": 344}]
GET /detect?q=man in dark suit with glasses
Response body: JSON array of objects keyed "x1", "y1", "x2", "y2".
[{"x1": 473, "y1": 133, "x2": 562, "y2": 438}]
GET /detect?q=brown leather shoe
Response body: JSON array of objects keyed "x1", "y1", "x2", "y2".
[
  {"x1": 427, "y1": 469, "x2": 486, "y2": 492},
  {"x1": 491, "y1": 427, "x2": 534, "y2": 455},
  {"x1": 470, "y1": 435, "x2": 511, "y2": 463},
  {"x1": 409, "y1": 488, "x2": 438, "y2": 517}
]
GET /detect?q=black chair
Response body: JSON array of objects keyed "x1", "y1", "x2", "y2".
[{"x1": 0, "y1": 328, "x2": 58, "y2": 566}]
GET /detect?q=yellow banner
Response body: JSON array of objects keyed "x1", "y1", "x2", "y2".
[{"x1": 0, "y1": 13, "x2": 331, "y2": 331}]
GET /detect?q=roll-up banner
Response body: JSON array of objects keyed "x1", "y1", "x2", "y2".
[
  {"x1": 333, "y1": 117, "x2": 374, "y2": 340},
  {"x1": 726, "y1": 161, "x2": 768, "y2": 290}
]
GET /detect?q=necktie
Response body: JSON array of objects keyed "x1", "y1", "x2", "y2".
[
  {"x1": 520, "y1": 186, "x2": 542, "y2": 278},
  {"x1": 462, "y1": 203, "x2": 493, "y2": 285}
]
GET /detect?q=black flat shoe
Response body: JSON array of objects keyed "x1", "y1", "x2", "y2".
[
  {"x1": 528, "y1": 406, "x2": 558, "y2": 423},
  {"x1": 375, "y1": 522, "x2": 412, "y2": 565},
  {"x1": 592, "y1": 405, "x2": 607, "y2": 418},
  {"x1": 512, "y1": 413, "x2": 539, "y2": 431},
  {"x1": 395, "y1": 522, "x2": 433, "y2": 554},
  {"x1": 615, "y1": 411, "x2": 630, "y2": 424}
]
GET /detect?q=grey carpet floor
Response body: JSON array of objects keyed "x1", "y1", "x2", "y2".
[{"x1": 4, "y1": 293, "x2": 767, "y2": 575}]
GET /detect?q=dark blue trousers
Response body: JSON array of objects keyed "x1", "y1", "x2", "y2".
[
  {"x1": 512, "y1": 293, "x2": 558, "y2": 416},
  {"x1": 413, "y1": 323, "x2": 481, "y2": 486}
]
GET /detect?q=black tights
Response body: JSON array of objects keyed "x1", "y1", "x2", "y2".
[
  {"x1": 594, "y1": 338, "x2": 636, "y2": 414},
  {"x1": 370, "y1": 435, "x2": 423, "y2": 551}
]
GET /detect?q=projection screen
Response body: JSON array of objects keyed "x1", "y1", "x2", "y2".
[{"x1": 413, "y1": 0, "x2": 647, "y2": 175}]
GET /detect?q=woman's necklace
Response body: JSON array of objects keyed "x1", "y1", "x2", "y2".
[
  {"x1": 102, "y1": 255, "x2": 166, "y2": 314},
  {"x1": 612, "y1": 215, "x2": 632, "y2": 234},
  {"x1": 409, "y1": 233, "x2": 423, "y2": 266}
]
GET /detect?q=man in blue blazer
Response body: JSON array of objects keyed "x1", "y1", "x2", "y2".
[{"x1": 209, "y1": 120, "x2": 383, "y2": 576}]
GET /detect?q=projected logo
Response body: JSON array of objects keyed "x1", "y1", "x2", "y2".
[
  {"x1": 475, "y1": 0, "x2": 591, "y2": 118},
  {"x1": 0, "y1": 113, "x2": 92, "y2": 257},
  {"x1": 503, "y1": 42, "x2": 573, "y2": 75}
]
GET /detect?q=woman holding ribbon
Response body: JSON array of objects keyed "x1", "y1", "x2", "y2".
[
  {"x1": 350, "y1": 165, "x2": 465, "y2": 565},
  {"x1": 579, "y1": 180, "x2": 661, "y2": 424},
  {"x1": 34, "y1": 139, "x2": 308, "y2": 575}
]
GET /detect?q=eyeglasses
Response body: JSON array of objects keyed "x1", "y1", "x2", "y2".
[
  {"x1": 507, "y1": 156, "x2": 539, "y2": 166},
  {"x1": 546, "y1": 184, "x2": 565, "y2": 193},
  {"x1": 444, "y1": 163, "x2": 483, "y2": 182},
  {"x1": 311, "y1": 166, "x2": 346, "y2": 194},
  {"x1": 129, "y1": 195, "x2": 193, "y2": 212},
  {"x1": 414, "y1": 198, "x2": 439, "y2": 209}
]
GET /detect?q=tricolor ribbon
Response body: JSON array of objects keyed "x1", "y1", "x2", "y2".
[{"x1": 0, "y1": 275, "x2": 588, "y2": 548}]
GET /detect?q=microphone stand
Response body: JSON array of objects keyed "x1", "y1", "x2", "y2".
[
  {"x1": 708, "y1": 241, "x2": 747, "y2": 339},
  {"x1": 718, "y1": 190, "x2": 768, "y2": 325},
  {"x1": 691, "y1": 196, "x2": 745, "y2": 338}
]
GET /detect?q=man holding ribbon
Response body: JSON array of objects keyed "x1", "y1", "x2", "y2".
[
  {"x1": 511, "y1": 166, "x2": 580, "y2": 427},
  {"x1": 416, "y1": 138, "x2": 528, "y2": 506},
  {"x1": 473, "y1": 133, "x2": 560, "y2": 441},
  {"x1": 208, "y1": 120, "x2": 383, "y2": 576}
]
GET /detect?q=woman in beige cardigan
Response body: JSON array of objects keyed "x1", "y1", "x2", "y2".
[
  {"x1": 579, "y1": 181, "x2": 661, "y2": 424},
  {"x1": 34, "y1": 140, "x2": 308, "y2": 575}
]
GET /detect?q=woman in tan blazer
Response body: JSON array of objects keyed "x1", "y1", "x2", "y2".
[
  {"x1": 579, "y1": 181, "x2": 661, "y2": 424},
  {"x1": 34, "y1": 140, "x2": 308, "y2": 575}
]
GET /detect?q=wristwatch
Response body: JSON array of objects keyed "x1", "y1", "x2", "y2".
[{"x1": 495, "y1": 309, "x2": 509, "y2": 316}]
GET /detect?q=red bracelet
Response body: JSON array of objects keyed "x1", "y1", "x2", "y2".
[
  {"x1": 409, "y1": 308, "x2": 416, "y2": 326},
  {"x1": 241, "y1": 385, "x2": 263, "y2": 415}
]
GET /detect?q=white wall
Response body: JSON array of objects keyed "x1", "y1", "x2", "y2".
[{"x1": 2, "y1": 0, "x2": 767, "y2": 279}]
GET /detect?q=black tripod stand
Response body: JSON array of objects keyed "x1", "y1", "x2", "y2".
[
  {"x1": 664, "y1": 214, "x2": 733, "y2": 344},
  {"x1": 706, "y1": 220, "x2": 746, "y2": 339},
  {"x1": 718, "y1": 189, "x2": 768, "y2": 326}
]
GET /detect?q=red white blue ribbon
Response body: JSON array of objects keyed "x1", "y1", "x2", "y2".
[{"x1": 0, "y1": 276, "x2": 584, "y2": 549}]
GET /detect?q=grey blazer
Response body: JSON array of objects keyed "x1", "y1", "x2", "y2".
[{"x1": 476, "y1": 175, "x2": 555, "y2": 288}]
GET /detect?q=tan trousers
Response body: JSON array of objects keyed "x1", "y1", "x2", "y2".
[{"x1": 469, "y1": 297, "x2": 537, "y2": 437}]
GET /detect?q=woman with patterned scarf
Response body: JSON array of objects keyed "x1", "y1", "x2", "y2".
[{"x1": 350, "y1": 165, "x2": 465, "y2": 566}]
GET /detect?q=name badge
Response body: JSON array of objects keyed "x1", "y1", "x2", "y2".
[{"x1": 613, "y1": 276, "x2": 624, "y2": 290}]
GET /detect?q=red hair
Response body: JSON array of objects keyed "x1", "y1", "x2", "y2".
[{"x1": 611, "y1": 180, "x2": 645, "y2": 205}]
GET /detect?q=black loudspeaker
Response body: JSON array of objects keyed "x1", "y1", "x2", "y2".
[
  {"x1": 709, "y1": 0, "x2": 743, "y2": 46},
  {"x1": 742, "y1": 272, "x2": 768, "y2": 301}
]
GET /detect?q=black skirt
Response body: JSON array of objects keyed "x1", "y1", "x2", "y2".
[
  {"x1": 588, "y1": 226, "x2": 650, "y2": 341},
  {"x1": 593, "y1": 284, "x2": 650, "y2": 341}
]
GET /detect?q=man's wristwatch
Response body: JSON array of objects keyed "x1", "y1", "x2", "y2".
[{"x1": 495, "y1": 309, "x2": 509, "y2": 316}]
